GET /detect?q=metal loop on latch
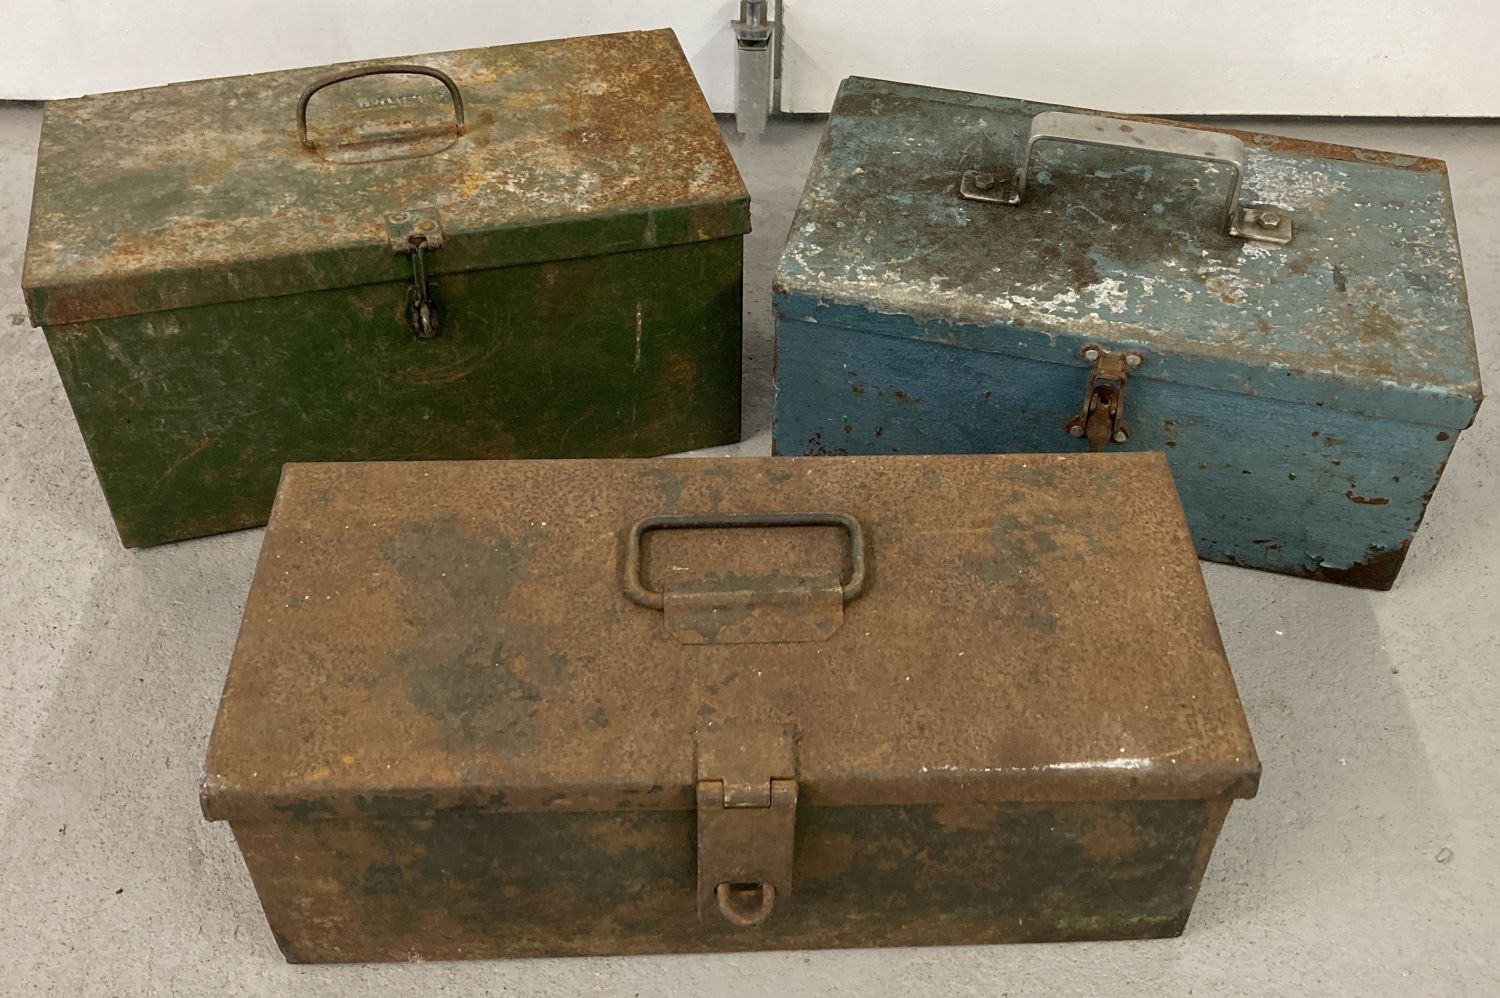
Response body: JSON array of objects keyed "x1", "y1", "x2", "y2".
[
  {"x1": 385, "y1": 207, "x2": 444, "y2": 340},
  {"x1": 715, "y1": 881, "x2": 777, "y2": 927},
  {"x1": 406, "y1": 238, "x2": 438, "y2": 340}
]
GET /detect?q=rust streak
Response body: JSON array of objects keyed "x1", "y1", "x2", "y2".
[
  {"x1": 1344, "y1": 491, "x2": 1390, "y2": 506},
  {"x1": 160, "y1": 436, "x2": 215, "y2": 482}
]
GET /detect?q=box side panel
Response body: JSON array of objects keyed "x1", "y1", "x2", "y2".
[
  {"x1": 42, "y1": 237, "x2": 742, "y2": 547},
  {"x1": 228, "y1": 799, "x2": 1219, "y2": 962},
  {"x1": 774, "y1": 317, "x2": 1458, "y2": 588}
]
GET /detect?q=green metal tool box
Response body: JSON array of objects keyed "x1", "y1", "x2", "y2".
[
  {"x1": 23, "y1": 30, "x2": 748, "y2": 548},
  {"x1": 203, "y1": 452, "x2": 1258, "y2": 961}
]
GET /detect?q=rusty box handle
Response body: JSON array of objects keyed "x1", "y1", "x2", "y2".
[
  {"x1": 959, "y1": 110, "x2": 1293, "y2": 245},
  {"x1": 622, "y1": 512, "x2": 868, "y2": 610},
  {"x1": 296, "y1": 64, "x2": 467, "y2": 153}
]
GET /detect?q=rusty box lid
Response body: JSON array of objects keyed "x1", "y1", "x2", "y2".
[
  {"x1": 774, "y1": 78, "x2": 1481, "y2": 431},
  {"x1": 201, "y1": 453, "x2": 1259, "y2": 823},
  {"x1": 24, "y1": 30, "x2": 748, "y2": 327}
]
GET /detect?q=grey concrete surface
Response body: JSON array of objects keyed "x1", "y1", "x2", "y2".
[{"x1": 0, "y1": 104, "x2": 1496, "y2": 996}]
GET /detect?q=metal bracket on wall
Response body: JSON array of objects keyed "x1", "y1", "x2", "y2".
[{"x1": 732, "y1": 0, "x2": 776, "y2": 135}]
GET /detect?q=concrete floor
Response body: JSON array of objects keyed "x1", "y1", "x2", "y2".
[{"x1": 0, "y1": 103, "x2": 1496, "y2": 995}]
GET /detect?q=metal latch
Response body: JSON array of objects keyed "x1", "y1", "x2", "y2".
[
  {"x1": 386, "y1": 207, "x2": 444, "y2": 339},
  {"x1": 1065, "y1": 344, "x2": 1143, "y2": 452},
  {"x1": 695, "y1": 724, "x2": 797, "y2": 927}
]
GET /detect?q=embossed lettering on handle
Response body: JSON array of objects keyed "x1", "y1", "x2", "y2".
[
  {"x1": 960, "y1": 110, "x2": 1293, "y2": 245},
  {"x1": 297, "y1": 64, "x2": 466, "y2": 160}
]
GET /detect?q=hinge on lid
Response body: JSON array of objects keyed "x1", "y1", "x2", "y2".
[
  {"x1": 385, "y1": 207, "x2": 444, "y2": 340},
  {"x1": 1064, "y1": 344, "x2": 1144, "y2": 452},
  {"x1": 695, "y1": 723, "x2": 798, "y2": 927}
]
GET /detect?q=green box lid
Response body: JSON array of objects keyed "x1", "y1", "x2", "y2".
[{"x1": 24, "y1": 29, "x2": 749, "y2": 326}]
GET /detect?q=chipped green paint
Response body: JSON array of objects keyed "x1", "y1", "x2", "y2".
[
  {"x1": 23, "y1": 31, "x2": 748, "y2": 325},
  {"x1": 635, "y1": 466, "x2": 690, "y2": 513},
  {"x1": 42, "y1": 235, "x2": 743, "y2": 548},
  {"x1": 272, "y1": 798, "x2": 337, "y2": 824}
]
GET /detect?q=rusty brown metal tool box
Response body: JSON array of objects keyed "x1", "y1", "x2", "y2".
[
  {"x1": 202, "y1": 452, "x2": 1259, "y2": 961},
  {"x1": 22, "y1": 30, "x2": 747, "y2": 548}
]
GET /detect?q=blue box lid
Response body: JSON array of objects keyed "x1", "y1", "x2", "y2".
[{"x1": 775, "y1": 78, "x2": 1481, "y2": 430}]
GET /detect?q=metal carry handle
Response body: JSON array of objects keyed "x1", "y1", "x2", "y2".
[
  {"x1": 960, "y1": 110, "x2": 1293, "y2": 245},
  {"x1": 622, "y1": 512, "x2": 868, "y2": 610},
  {"x1": 297, "y1": 64, "x2": 467, "y2": 152}
]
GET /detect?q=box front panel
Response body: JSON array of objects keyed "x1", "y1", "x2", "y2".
[
  {"x1": 232, "y1": 799, "x2": 1217, "y2": 962},
  {"x1": 774, "y1": 314, "x2": 1456, "y2": 588},
  {"x1": 45, "y1": 237, "x2": 742, "y2": 547}
]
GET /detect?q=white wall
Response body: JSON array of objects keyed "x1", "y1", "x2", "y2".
[
  {"x1": 4, "y1": 0, "x2": 1496, "y2": 116},
  {"x1": 0, "y1": 1, "x2": 739, "y2": 104},
  {"x1": 780, "y1": 1, "x2": 1499, "y2": 116}
]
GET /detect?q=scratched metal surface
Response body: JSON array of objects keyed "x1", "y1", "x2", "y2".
[
  {"x1": 23, "y1": 29, "x2": 749, "y2": 325},
  {"x1": 202, "y1": 452, "x2": 1258, "y2": 824},
  {"x1": 774, "y1": 78, "x2": 1480, "y2": 427}
]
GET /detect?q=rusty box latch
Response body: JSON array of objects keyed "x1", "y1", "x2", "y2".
[
  {"x1": 1065, "y1": 344, "x2": 1144, "y2": 452},
  {"x1": 695, "y1": 724, "x2": 798, "y2": 927},
  {"x1": 385, "y1": 207, "x2": 444, "y2": 339}
]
